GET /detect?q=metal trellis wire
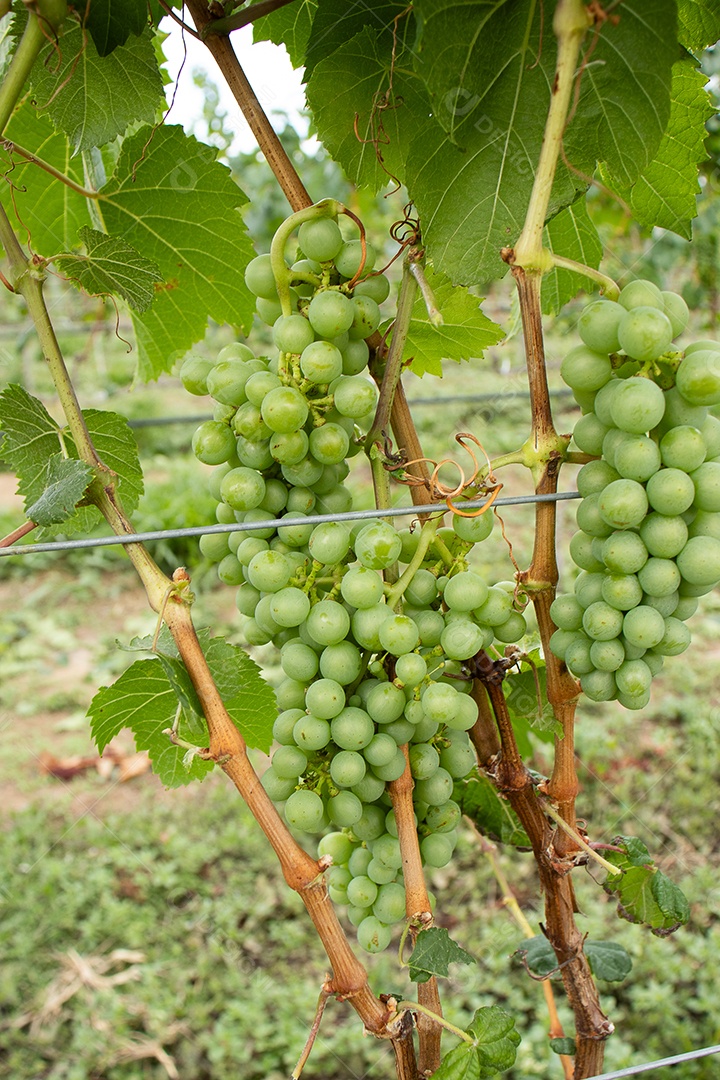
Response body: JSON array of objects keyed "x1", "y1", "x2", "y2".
[
  {"x1": 589, "y1": 1043, "x2": 720, "y2": 1079},
  {"x1": 0, "y1": 491, "x2": 581, "y2": 557}
]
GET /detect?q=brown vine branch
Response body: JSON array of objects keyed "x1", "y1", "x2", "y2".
[
  {"x1": 202, "y1": 0, "x2": 299, "y2": 39},
  {"x1": 0, "y1": 520, "x2": 37, "y2": 547}
]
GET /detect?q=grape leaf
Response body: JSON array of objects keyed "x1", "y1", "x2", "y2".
[
  {"x1": 504, "y1": 651, "x2": 562, "y2": 738},
  {"x1": 88, "y1": 659, "x2": 214, "y2": 788},
  {"x1": 31, "y1": 26, "x2": 163, "y2": 153},
  {"x1": 0, "y1": 385, "x2": 65, "y2": 509},
  {"x1": 518, "y1": 936, "x2": 632, "y2": 982},
  {"x1": 253, "y1": 0, "x2": 317, "y2": 68},
  {"x1": 430, "y1": 1042, "x2": 481, "y2": 1080},
  {"x1": 303, "y1": 0, "x2": 406, "y2": 78},
  {"x1": 618, "y1": 58, "x2": 715, "y2": 240},
  {"x1": 84, "y1": 0, "x2": 148, "y2": 57},
  {"x1": 99, "y1": 125, "x2": 256, "y2": 380},
  {"x1": 467, "y1": 1006, "x2": 521, "y2": 1077},
  {"x1": 83, "y1": 409, "x2": 143, "y2": 515},
  {"x1": 602, "y1": 836, "x2": 690, "y2": 935},
  {"x1": 54, "y1": 227, "x2": 162, "y2": 312},
  {"x1": 25, "y1": 456, "x2": 93, "y2": 526},
  {"x1": 0, "y1": 104, "x2": 92, "y2": 253},
  {"x1": 542, "y1": 202, "x2": 603, "y2": 315},
  {"x1": 408, "y1": 927, "x2": 475, "y2": 984},
  {"x1": 305, "y1": 25, "x2": 431, "y2": 194},
  {"x1": 454, "y1": 775, "x2": 530, "y2": 849},
  {"x1": 677, "y1": 0, "x2": 720, "y2": 50},
  {"x1": 379, "y1": 266, "x2": 504, "y2": 378},
  {"x1": 550, "y1": 1038, "x2": 576, "y2": 1056}
]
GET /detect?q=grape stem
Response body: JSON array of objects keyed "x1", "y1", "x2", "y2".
[
  {"x1": 1, "y1": 141, "x2": 102, "y2": 200},
  {"x1": 395, "y1": 1002, "x2": 474, "y2": 1046},
  {"x1": 0, "y1": 11, "x2": 47, "y2": 136},
  {"x1": 540, "y1": 801, "x2": 622, "y2": 876},
  {"x1": 269, "y1": 199, "x2": 342, "y2": 316},
  {"x1": 549, "y1": 255, "x2": 620, "y2": 301},
  {"x1": 365, "y1": 256, "x2": 419, "y2": 453},
  {"x1": 386, "y1": 519, "x2": 439, "y2": 610}
]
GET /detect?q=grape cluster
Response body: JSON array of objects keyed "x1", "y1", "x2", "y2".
[
  {"x1": 179, "y1": 208, "x2": 529, "y2": 952},
  {"x1": 552, "y1": 279, "x2": 720, "y2": 709}
]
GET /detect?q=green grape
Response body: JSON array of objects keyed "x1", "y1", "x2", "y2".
[
  {"x1": 568, "y1": 531, "x2": 605, "y2": 572},
  {"x1": 661, "y1": 291, "x2": 689, "y2": 337},
  {"x1": 354, "y1": 273, "x2": 391, "y2": 304},
  {"x1": 688, "y1": 510, "x2": 720, "y2": 540},
  {"x1": 577, "y1": 492, "x2": 615, "y2": 537},
  {"x1": 327, "y1": 790, "x2": 364, "y2": 827},
  {"x1": 371, "y1": 748, "x2": 407, "y2": 781},
  {"x1": 370, "y1": 834, "x2": 402, "y2": 868},
  {"x1": 676, "y1": 535, "x2": 720, "y2": 585},
  {"x1": 300, "y1": 340, "x2": 343, "y2": 384},
  {"x1": 573, "y1": 412, "x2": 610, "y2": 455},
  {"x1": 348, "y1": 295, "x2": 381, "y2": 340},
  {"x1": 355, "y1": 521, "x2": 402, "y2": 570},
  {"x1": 316, "y1": 484, "x2": 354, "y2": 515},
  {"x1": 564, "y1": 635, "x2": 594, "y2": 675},
  {"x1": 256, "y1": 296, "x2": 282, "y2": 324},
  {"x1": 413, "y1": 609, "x2": 445, "y2": 647},
  {"x1": 261, "y1": 386, "x2": 309, "y2": 433},
  {"x1": 444, "y1": 571, "x2": 489, "y2": 611},
  {"x1": 246, "y1": 550, "x2": 291, "y2": 592},
  {"x1": 272, "y1": 744, "x2": 308, "y2": 779},
  {"x1": 244, "y1": 620, "x2": 273, "y2": 646},
  {"x1": 245, "y1": 370, "x2": 281, "y2": 407},
  {"x1": 574, "y1": 571, "x2": 605, "y2": 609},
  {"x1": 413, "y1": 767, "x2": 454, "y2": 807},
  {"x1": 366, "y1": 858, "x2": 395, "y2": 885},
  {"x1": 276, "y1": 511, "x2": 313, "y2": 548},
  {"x1": 192, "y1": 421, "x2": 236, "y2": 465},
  {"x1": 233, "y1": 402, "x2": 270, "y2": 441},
  {"x1": 352, "y1": 603, "x2": 392, "y2": 650},
  {"x1": 420, "y1": 683, "x2": 459, "y2": 724},
  {"x1": 653, "y1": 616, "x2": 691, "y2": 656},
  {"x1": 335, "y1": 240, "x2": 376, "y2": 279},
  {"x1": 220, "y1": 467, "x2": 266, "y2": 512},
  {"x1": 600, "y1": 572, "x2": 643, "y2": 611},
  {"x1": 340, "y1": 566, "x2": 384, "y2": 608},
  {"x1": 281, "y1": 642, "x2": 319, "y2": 682},
  {"x1": 582, "y1": 600, "x2": 624, "y2": 641},
  {"x1": 236, "y1": 581, "x2": 262, "y2": 616},
  {"x1": 245, "y1": 253, "x2": 279, "y2": 299},
  {"x1": 439, "y1": 737, "x2": 475, "y2": 778},
  {"x1": 637, "y1": 557, "x2": 681, "y2": 598},
  {"x1": 269, "y1": 588, "x2": 310, "y2": 628},
  {"x1": 282, "y1": 457, "x2": 325, "y2": 489},
  {"x1": 614, "y1": 434, "x2": 662, "y2": 483},
  {"x1": 550, "y1": 629, "x2": 576, "y2": 660},
  {"x1": 284, "y1": 789, "x2": 325, "y2": 833},
  {"x1": 550, "y1": 595, "x2": 584, "y2": 631},
  {"x1": 409, "y1": 742, "x2": 440, "y2": 780},
  {"x1": 610, "y1": 377, "x2": 666, "y2": 434},
  {"x1": 593, "y1": 379, "x2": 622, "y2": 425},
  {"x1": 329, "y1": 707, "x2": 373, "y2": 751},
  {"x1": 560, "y1": 345, "x2": 613, "y2": 391},
  {"x1": 643, "y1": 591, "x2": 678, "y2": 618},
  {"x1": 366, "y1": 681, "x2": 406, "y2": 724},
  {"x1": 421, "y1": 833, "x2": 455, "y2": 868},
  {"x1": 371, "y1": 882, "x2": 405, "y2": 924},
  {"x1": 700, "y1": 414, "x2": 720, "y2": 456},
  {"x1": 441, "y1": 620, "x2": 486, "y2": 660},
  {"x1": 255, "y1": 594, "x2": 283, "y2": 635},
  {"x1": 347, "y1": 875, "x2": 379, "y2": 909},
  {"x1": 452, "y1": 510, "x2": 494, "y2": 543},
  {"x1": 292, "y1": 714, "x2": 331, "y2": 751},
  {"x1": 217, "y1": 554, "x2": 245, "y2": 586},
  {"x1": 305, "y1": 678, "x2": 345, "y2": 719},
  {"x1": 657, "y1": 387, "x2": 707, "y2": 434},
  {"x1": 351, "y1": 775, "x2": 386, "y2": 806},
  {"x1": 493, "y1": 612, "x2": 527, "y2": 643},
  {"x1": 298, "y1": 217, "x2": 343, "y2": 262},
  {"x1": 269, "y1": 429, "x2": 309, "y2": 465},
  {"x1": 305, "y1": 600, "x2": 350, "y2": 646},
  {"x1": 690, "y1": 461, "x2": 720, "y2": 511},
  {"x1": 306, "y1": 522, "x2": 349, "y2": 566},
  {"x1": 272, "y1": 313, "x2": 315, "y2": 355},
  {"x1": 660, "y1": 425, "x2": 707, "y2": 472},
  {"x1": 403, "y1": 568, "x2": 437, "y2": 607},
  {"x1": 262, "y1": 768, "x2": 297, "y2": 801},
  {"x1": 330, "y1": 750, "x2": 366, "y2": 788},
  {"x1": 363, "y1": 732, "x2": 399, "y2": 767},
  {"x1": 342, "y1": 338, "x2": 371, "y2": 375},
  {"x1": 618, "y1": 306, "x2": 673, "y2": 361},
  {"x1": 577, "y1": 298, "x2": 625, "y2": 352},
  {"x1": 645, "y1": 468, "x2": 695, "y2": 516},
  {"x1": 346, "y1": 847, "x2": 372, "y2": 877},
  {"x1": 357, "y1": 914, "x2": 392, "y2": 953},
  {"x1": 307, "y1": 290, "x2": 355, "y2": 338},
  {"x1": 180, "y1": 355, "x2": 214, "y2": 396},
  {"x1": 378, "y1": 615, "x2": 420, "y2": 656},
  {"x1": 273, "y1": 708, "x2": 305, "y2": 747},
  {"x1": 602, "y1": 531, "x2": 648, "y2": 574},
  {"x1": 615, "y1": 658, "x2": 652, "y2": 697},
  {"x1": 236, "y1": 436, "x2": 273, "y2": 471},
  {"x1": 318, "y1": 831, "x2": 354, "y2": 866},
  {"x1": 320, "y1": 642, "x2": 363, "y2": 685},
  {"x1": 474, "y1": 586, "x2": 513, "y2": 626},
  {"x1": 622, "y1": 605, "x2": 666, "y2": 649},
  {"x1": 580, "y1": 668, "x2": 617, "y2": 702},
  {"x1": 618, "y1": 279, "x2": 664, "y2": 311},
  {"x1": 308, "y1": 423, "x2": 350, "y2": 466},
  {"x1": 598, "y1": 479, "x2": 649, "y2": 529},
  {"x1": 333, "y1": 376, "x2": 378, "y2": 419},
  {"x1": 589, "y1": 637, "x2": 625, "y2": 672},
  {"x1": 577, "y1": 462, "x2": 621, "y2": 499},
  {"x1": 676, "y1": 350, "x2": 720, "y2": 406}
]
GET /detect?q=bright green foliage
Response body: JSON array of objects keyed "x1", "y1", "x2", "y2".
[
  {"x1": 303, "y1": 0, "x2": 405, "y2": 77},
  {"x1": 55, "y1": 227, "x2": 162, "y2": 313},
  {"x1": 504, "y1": 652, "x2": 562, "y2": 737},
  {"x1": 603, "y1": 836, "x2": 691, "y2": 934},
  {"x1": 31, "y1": 26, "x2": 163, "y2": 153},
  {"x1": 454, "y1": 775, "x2": 530, "y2": 848},
  {"x1": 381, "y1": 266, "x2": 504, "y2": 377},
  {"x1": 677, "y1": 0, "x2": 720, "y2": 50},
  {"x1": 550, "y1": 1038, "x2": 577, "y2": 1056},
  {"x1": 430, "y1": 1007, "x2": 521, "y2": 1079},
  {"x1": 253, "y1": 0, "x2": 318, "y2": 68},
  {"x1": 408, "y1": 927, "x2": 475, "y2": 984},
  {"x1": 83, "y1": 0, "x2": 148, "y2": 57},
  {"x1": 0, "y1": 386, "x2": 66, "y2": 511},
  {"x1": 614, "y1": 58, "x2": 715, "y2": 239},
  {"x1": 82, "y1": 408, "x2": 144, "y2": 517},
  {"x1": 520, "y1": 935, "x2": 633, "y2": 982},
  {"x1": 25, "y1": 456, "x2": 93, "y2": 526},
  {"x1": 542, "y1": 203, "x2": 603, "y2": 315}
]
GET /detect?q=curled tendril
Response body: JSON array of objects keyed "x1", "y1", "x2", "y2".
[{"x1": 392, "y1": 432, "x2": 503, "y2": 516}]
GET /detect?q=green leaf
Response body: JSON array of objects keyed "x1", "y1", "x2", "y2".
[
  {"x1": 99, "y1": 125, "x2": 255, "y2": 380},
  {"x1": 585, "y1": 940, "x2": 633, "y2": 982},
  {"x1": 253, "y1": 0, "x2": 317, "y2": 68},
  {"x1": 542, "y1": 202, "x2": 603, "y2": 315},
  {"x1": 54, "y1": 227, "x2": 163, "y2": 312},
  {"x1": 603, "y1": 836, "x2": 690, "y2": 935},
  {"x1": 88, "y1": 658, "x2": 214, "y2": 788},
  {"x1": 31, "y1": 26, "x2": 163, "y2": 153},
  {"x1": 620, "y1": 58, "x2": 715, "y2": 239},
  {"x1": 516, "y1": 935, "x2": 557, "y2": 978},
  {"x1": 305, "y1": 24, "x2": 431, "y2": 193},
  {"x1": 504, "y1": 651, "x2": 562, "y2": 738},
  {"x1": 550, "y1": 1038, "x2": 576, "y2": 1056},
  {"x1": 677, "y1": 0, "x2": 720, "y2": 50},
  {"x1": 1, "y1": 104, "x2": 92, "y2": 253},
  {"x1": 408, "y1": 927, "x2": 475, "y2": 984},
  {"x1": 380, "y1": 266, "x2": 504, "y2": 378},
  {"x1": 454, "y1": 775, "x2": 530, "y2": 848},
  {"x1": 0, "y1": 385, "x2": 65, "y2": 510},
  {"x1": 83, "y1": 409, "x2": 144, "y2": 516},
  {"x1": 467, "y1": 1006, "x2": 521, "y2": 1077},
  {"x1": 84, "y1": 0, "x2": 148, "y2": 57},
  {"x1": 25, "y1": 456, "x2": 93, "y2": 526},
  {"x1": 303, "y1": 0, "x2": 406, "y2": 77},
  {"x1": 430, "y1": 1041, "x2": 481, "y2": 1080}
]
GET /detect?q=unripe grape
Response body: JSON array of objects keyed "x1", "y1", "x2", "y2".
[
  {"x1": 618, "y1": 279, "x2": 664, "y2": 311},
  {"x1": 298, "y1": 217, "x2": 343, "y2": 262}
]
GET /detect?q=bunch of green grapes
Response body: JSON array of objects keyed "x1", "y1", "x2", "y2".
[
  {"x1": 552, "y1": 279, "x2": 720, "y2": 710},
  {"x1": 177, "y1": 207, "x2": 530, "y2": 953}
]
